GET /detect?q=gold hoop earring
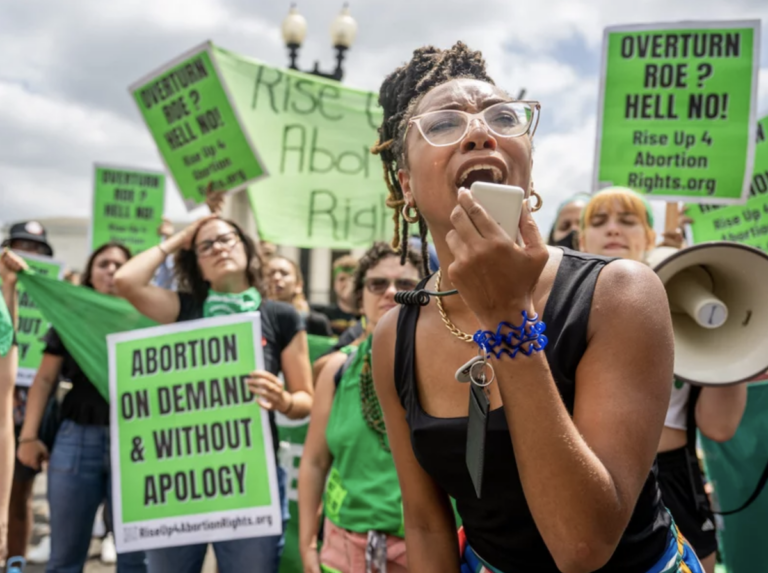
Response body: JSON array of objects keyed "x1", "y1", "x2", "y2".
[
  {"x1": 528, "y1": 186, "x2": 543, "y2": 212},
  {"x1": 402, "y1": 204, "x2": 420, "y2": 224}
]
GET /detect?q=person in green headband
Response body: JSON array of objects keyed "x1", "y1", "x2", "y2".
[
  {"x1": 578, "y1": 186, "x2": 657, "y2": 261},
  {"x1": 312, "y1": 255, "x2": 361, "y2": 338}
]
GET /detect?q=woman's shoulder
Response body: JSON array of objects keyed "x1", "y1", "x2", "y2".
[{"x1": 588, "y1": 256, "x2": 669, "y2": 337}]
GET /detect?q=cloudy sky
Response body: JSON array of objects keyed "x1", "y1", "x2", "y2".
[{"x1": 1, "y1": 0, "x2": 766, "y2": 237}]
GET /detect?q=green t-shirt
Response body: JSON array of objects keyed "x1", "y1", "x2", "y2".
[{"x1": 323, "y1": 335, "x2": 404, "y2": 536}]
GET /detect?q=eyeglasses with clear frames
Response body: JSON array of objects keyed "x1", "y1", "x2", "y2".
[
  {"x1": 406, "y1": 100, "x2": 541, "y2": 148},
  {"x1": 195, "y1": 231, "x2": 240, "y2": 258}
]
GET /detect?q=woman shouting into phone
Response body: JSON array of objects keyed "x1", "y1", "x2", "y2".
[{"x1": 370, "y1": 42, "x2": 702, "y2": 572}]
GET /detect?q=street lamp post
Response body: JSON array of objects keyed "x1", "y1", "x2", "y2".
[
  {"x1": 282, "y1": 4, "x2": 358, "y2": 81},
  {"x1": 281, "y1": 4, "x2": 358, "y2": 302}
]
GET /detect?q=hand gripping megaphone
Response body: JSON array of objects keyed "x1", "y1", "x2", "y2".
[{"x1": 646, "y1": 241, "x2": 768, "y2": 386}]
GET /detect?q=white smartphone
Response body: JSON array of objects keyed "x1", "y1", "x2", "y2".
[{"x1": 470, "y1": 182, "x2": 525, "y2": 241}]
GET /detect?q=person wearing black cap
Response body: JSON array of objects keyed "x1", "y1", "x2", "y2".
[
  {"x1": 1, "y1": 221, "x2": 54, "y2": 258},
  {"x1": 1, "y1": 221, "x2": 54, "y2": 561}
]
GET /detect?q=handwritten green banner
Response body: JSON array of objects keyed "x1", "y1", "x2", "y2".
[
  {"x1": 595, "y1": 21, "x2": 761, "y2": 204},
  {"x1": 130, "y1": 44, "x2": 267, "y2": 211},
  {"x1": 211, "y1": 45, "x2": 393, "y2": 249},
  {"x1": 91, "y1": 165, "x2": 166, "y2": 254},
  {"x1": 689, "y1": 117, "x2": 768, "y2": 250}
]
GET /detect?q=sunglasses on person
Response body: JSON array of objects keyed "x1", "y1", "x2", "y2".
[
  {"x1": 195, "y1": 231, "x2": 240, "y2": 258},
  {"x1": 364, "y1": 277, "x2": 419, "y2": 295},
  {"x1": 406, "y1": 100, "x2": 541, "y2": 147}
]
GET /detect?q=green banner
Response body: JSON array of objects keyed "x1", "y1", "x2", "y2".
[
  {"x1": 130, "y1": 43, "x2": 267, "y2": 211},
  {"x1": 211, "y1": 46, "x2": 393, "y2": 249},
  {"x1": 595, "y1": 21, "x2": 760, "y2": 203},
  {"x1": 0, "y1": 254, "x2": 65, "y2": 386},
  {"x1": 702, "y1": 383, "x2": 768, "y2": 573},
  {"x1": 91, "y1": 165, "x2": 166, "y2": 254},
  {"x1": 108, "y1": 314, "x2": 281, "y2": 552},
  {"x1": 689, "y1": 116, "x2": 768, "y2": 249}
]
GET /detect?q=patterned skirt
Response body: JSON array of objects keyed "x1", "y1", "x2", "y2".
[{"x1": 458, "y1": 522, "x2": 704, "y2": 573}]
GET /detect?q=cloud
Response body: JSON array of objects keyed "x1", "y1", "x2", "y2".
[{"x1": 0, "y1": 0, "x2": 766, "y2": 238}]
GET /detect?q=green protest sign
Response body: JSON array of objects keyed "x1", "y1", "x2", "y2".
[
  {"x1": 130, "y1": 43, "x2": 267, "y2": 211},
  {"x1": 689, "y1": 117, "x2": 768, "y2": 250},
  {"x1": 108, "y1": 314, "x2": 281, "y2": 552},
  {"x1": 211, "y1": 46, "x2": 393, "y2": 249},
  {"x1": 91, "y1": 165, "x2": 166, "y2": 254},
  {"x1": 595, "y1": 21, "x2": 761, "y2": 204},
  {"x1": 0, "y1": 254, "x2": 65, "y2": 386}
]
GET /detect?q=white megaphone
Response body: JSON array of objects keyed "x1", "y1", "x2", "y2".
[{"x1": 646, "y1": 241, "x2": 768, "y2": 386}]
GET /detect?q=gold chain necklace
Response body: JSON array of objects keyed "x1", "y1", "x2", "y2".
[{"x1": 435, "y1": 269, "x2": 474, "y2": 343}]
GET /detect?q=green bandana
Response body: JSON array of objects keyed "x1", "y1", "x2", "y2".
[
  {"x1": 202, "y1": 287, "x2": 262, "y2": 317},
  {"x1": 333, "y1": 266, "x2": 356, "y2": 279},
  {"x1": 0, "y1": 293, "x2": 12, "y2": 358}
]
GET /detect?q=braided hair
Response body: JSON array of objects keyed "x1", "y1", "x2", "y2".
[{"x1": 371, "y1": 42, "x2": 494, "y2": 275}]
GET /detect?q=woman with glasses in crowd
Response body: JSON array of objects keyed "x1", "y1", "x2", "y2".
[
  {"x1": 114, "y1": 215, "x2": 313, "y2": 573},
  {"x1": 299, "y1": 242, "x2": 422, "y2": 573}
]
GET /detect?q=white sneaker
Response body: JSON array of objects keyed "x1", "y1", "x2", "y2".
[
  {"x1": 26, "y1": 535, "x2": 51, "y2": 564},
  {"x1": 101, "y1": 533, "x2": 117, "y2": 564},
  {"x1": 92, "y1": 504, "x2": 107, "y2": 538}
]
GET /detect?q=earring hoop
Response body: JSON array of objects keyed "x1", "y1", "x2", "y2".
[
  {"x1": 402, "y1": 204, "x2": 420, "y2": 224},
  {"x1": 528, "y1": 188, "x2": 543, "y2": 212}
]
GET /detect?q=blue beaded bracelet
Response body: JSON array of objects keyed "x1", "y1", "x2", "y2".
[{"x1": 473, "y1": 311, "x2": 548, "y2": 359}]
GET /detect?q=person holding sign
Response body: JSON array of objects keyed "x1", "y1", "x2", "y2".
[
  {"x1": 578, "y1": 187, "x2": 747, "y2": 572},
  {"x1": 370, "y1": 42, "x2": 704, "y2": 573},
  {"x1": 3, "y1": 244, "x2": 148, "y2": 573},
  {"x1": 266, "y1": 257, "x2": 333, "y2": 337},
  {"x1": 1, "y1": 221, "x2": 58, "y2": 562},
  {"x1": 114, "y1": 216, "x2": 313, "y2": 573},
  {"x1": 298, "y1": 242, "x2": 422, "y2": 573}
]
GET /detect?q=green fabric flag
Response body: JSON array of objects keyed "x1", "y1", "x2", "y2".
[
  {"x1": 0, "y1": 291, "x2": 12, "y2": 358},
  {"x1": 306, "y1": 334, "x2": 337, "y2": 363},
  {"x1": 17, "y1": 271, "x2": 158, "y2": 400}
]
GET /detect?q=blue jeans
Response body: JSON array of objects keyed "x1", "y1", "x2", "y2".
[
  {"x1": 146, "y1": 466, "x2": 289, "y2": 573},
  {"x1": 47, "y1": 420, "x2": 147, "y2": 573}
]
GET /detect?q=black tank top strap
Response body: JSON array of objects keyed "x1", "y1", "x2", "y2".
[
  {"x1": 541, "y1": 248, "x2": 616, "y2": 411},
  {"x1": 394, "y1": 275, "x2": 431, "y2": 411}
]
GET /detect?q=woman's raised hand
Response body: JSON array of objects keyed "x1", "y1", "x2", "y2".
[{"x1": 445, "y1": 188, "x2": 549, "y2": 328}]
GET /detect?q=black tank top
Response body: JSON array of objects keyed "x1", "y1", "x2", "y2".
[{"x1": 394, "y1": 249, "x2": 671, "y2": 572}]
